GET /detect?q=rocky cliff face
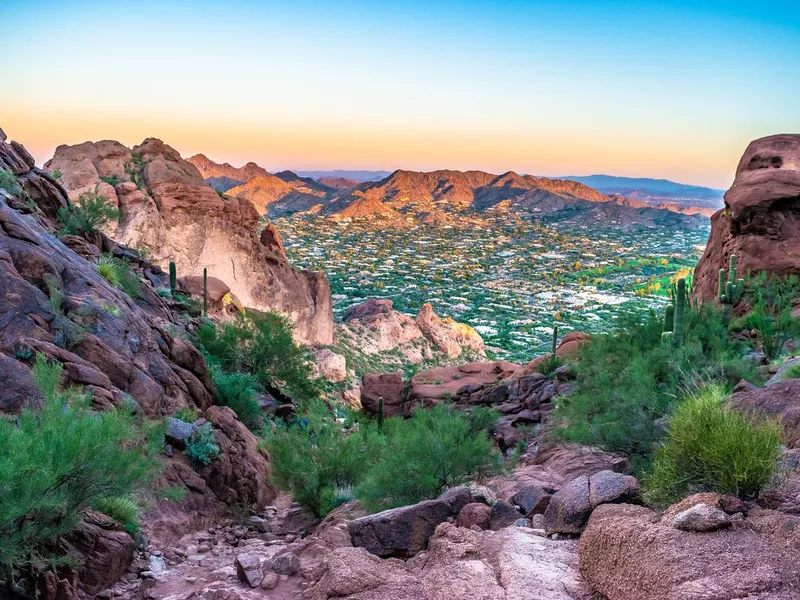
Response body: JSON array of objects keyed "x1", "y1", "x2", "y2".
[
  {"x1": 45, "y1": 139, "x2": 334, "y2": 345},
  {"x1": 693, "y1": 134, "x2": 800, "y2": 302}
]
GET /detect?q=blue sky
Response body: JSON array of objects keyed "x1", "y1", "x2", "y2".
[{"x1": 1, "y1": 0, "x2": 798, "y2": 187}]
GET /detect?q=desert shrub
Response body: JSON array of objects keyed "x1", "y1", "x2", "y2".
[
  {"x1": 184, "y1": 422, "x2": 220, "y2": 466},
  {"x1": 643, "y1": 385, "x2": 781, "y2": 507},
  {"x1": 0, "y1": 168, "x2": 21, "y2": 194},
  {"x1": 0, "y1": 356, "x2": 162, "y2": 594},
  {"x1": 553, "y1": 306, "x2": 751, "y2": 468},
  {"x1": 355, "y1": 404, "x2": 503, "y2": 512},
  {"x1": 50, "y1": 169, "x2": 62, "y2": 180},
  {"x1": 93, "y1": 496, "x2": 141, "y2": 534},
  {"x1": 211, "y1": 370, "x2": 263, "y2": 431},
  {"x1": 261, "y1": 401, "x2": 369, "y2": 517},
  {"x1": 737, "y1": 273, "x2": 800, "y2": 360},
  {"x1": 196, "y1": 311, "x2": 321, "y2": 401},
  {"x1": 57, "y1": 189, "x2": 119, "y2": 237},
  {"x1": 95, "y1": 253, "x2": 141, "y2": 298},
  {"x1": 96, "y1": 254, "x2": 121, "y2": 287},
  {"x1": 781, "y1": 362, "x2": 800, "y2": 380},
  {"x1": 173, "y1": 406, "x2": 198, "y2": 423},
  {"x1": 100, "y1": 175, "x2": 122, "y2": 187}
]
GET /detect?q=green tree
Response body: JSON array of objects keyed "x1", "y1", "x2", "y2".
[{"x1": 0, "y1": 355, "x2": 162, "y2": 597}]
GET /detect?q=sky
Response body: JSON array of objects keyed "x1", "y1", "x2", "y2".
[{"x1": 1, "y1": 0, "x2": 799, "y2": 188}]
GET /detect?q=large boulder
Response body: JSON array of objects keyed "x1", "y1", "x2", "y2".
[
  {"x1": 693, "y1": 134, "x2": 800, "y2": 303},
  {"x1": 314, "y1": 522, "x2": 586, "y2": 600},
  {"x1": 579, "y1": 503, "x2": 800, "y2": 600},
  {"x1": 360, "y1": 371, "x2": 407, "y2": 417},
  {"x1": 60, "y1": 512, "x2": 136, "y2": 598},
  {"x1": 347, "y1": 487, "x2": 471, "y2": 558},
  {"x1": 46, "y1": 139, "x2": 334, "y2": 345},
  {"x1": 544, "y1": 470, "x2": 640, "y2": 535},
  {"x1": 729, "y1": 378, "x2": 800, "y2": 448}
]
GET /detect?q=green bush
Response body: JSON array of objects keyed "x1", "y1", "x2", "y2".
[
  {"x1": 643, "y1": 385, "x2": 781, "y2": 507},
  {"x1": 185, "y1": 422, "x2": 220, "y2": 466},
  {"x1": 95, "y1": 253, "x2": 141, "y2": 298},
  {"x1": 553, "y1": 306, "x2": 752, "y2": 469},
  {"x1": 211, "y1": 370, "x2": 263, "y2": 431},
  {"x1": 262, "y1": 403, "x2": 502, "y2": 517},
  {"x1": 196, "y1": 311, "x2": 321, "y2": 402},
  {"x1": 173, "y1": 407, "x2": 198, "y2": 423},
  {"x1": 261, "y1": 401, "x2": 368, "y2": 517},
  {"x1": 93, "y1": 496, "x2": 141, "y2": 534},
  {"x1": 355, "y1": 405, "x2": 503, "y2": 512},
  {"x1": 57, "y1": 189, "x2": 119, "y2": 237},
  {"x1": 0, "y1": 356, "x2": 162, "y2": 594},
  {"x1": 0, "y1": 168, "x2": 21, "y2": 194},
  {"x1": 100, "y1": 175, "x2": 122, "y2": 187}
]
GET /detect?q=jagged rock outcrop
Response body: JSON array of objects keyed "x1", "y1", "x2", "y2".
[
  {"x1": 45, "y1": 139, "x2": 334, "y2": 345},
  {"x1": 693, "y1": 134, "x2": 800, "y2": 302},
  {"x1": 339, "y1": 298, "x2": 484, "y2": 366},
  {"x1": 1, "y1": 141, "x2": 213, "y2": 415}
]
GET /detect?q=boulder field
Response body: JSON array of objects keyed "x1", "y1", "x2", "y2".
[{"x1": 44, "y1": 138, "x2": 333, "y2": 345}]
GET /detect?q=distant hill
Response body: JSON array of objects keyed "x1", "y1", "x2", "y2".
[
  {"x1": 295, "y1": 169, "x2": 392, "y2": 182},
  {"x1": 323, "y1": 169, "x2": 706, "y2": 229},
  {"x1": 188, "y1": 154, "x2": 269, "y2": 182},
  {"x1": 561, "y1": 174, "x2": 725, "y2": 208}
]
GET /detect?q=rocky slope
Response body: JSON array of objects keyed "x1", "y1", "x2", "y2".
[
  {"x1": 1, "y1": 128, "x2": 278, "y2": 597},
  {"x1": 693, "y1": 134, "x2": 800, "y2": 303},
  {"x1": 45, "y1": 139, "x2": 334, "y2": 345}
]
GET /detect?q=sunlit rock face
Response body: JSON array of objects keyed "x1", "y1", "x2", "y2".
[{"x1": 46, "y1": 139, "x2": 334, "y2": 345}]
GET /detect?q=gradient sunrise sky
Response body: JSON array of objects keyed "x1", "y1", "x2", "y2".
[{"x1": 2, "y1": 0, "x2": 799, "y2": 188}]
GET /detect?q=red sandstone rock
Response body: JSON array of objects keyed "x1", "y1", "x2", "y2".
[{"x1": 693, "y1": 134, "x2": 800, "y2": 303}]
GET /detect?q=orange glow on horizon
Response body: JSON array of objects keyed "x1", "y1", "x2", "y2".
[{"x1": 5, "y1": 106, "x2": 743, "y2": 189}]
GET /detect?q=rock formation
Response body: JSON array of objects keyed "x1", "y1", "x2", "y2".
[
  {"x1": 45, "y1": 139, "x2": 334, "y2": 345},
  {"x1": 339, "y1": 298, "x2": 484, "y2": 365},
  {"x1": 693, "y1": 134, "x2": 800, "y2": 302}
]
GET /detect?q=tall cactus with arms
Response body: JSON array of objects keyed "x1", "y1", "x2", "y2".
[{"x1": 719, "y1": 254, "x2": 744, "y2": 305}]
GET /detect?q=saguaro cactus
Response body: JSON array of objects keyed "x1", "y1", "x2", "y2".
[
  {"x1": 718, "y1": 254, "x2": 744, "y2": 305},
  {"x1": 377, "y1": 397, "x2": 385, "y2": 432},
  {"x1": 673, "y1": 278, "x2": 687, "y2": 346},
  {"x1": 663, "y1": 304, "x2": 675, "y2": 333},
  {"x1": 203, "y1": 267, "x2": 208, "y2": 317},
  {"x1": 551, "y1": 325, "x2": 559, "y2": 357},
  {"x1": 169, "y1": 261, "x2": 177, "y2": 295}
]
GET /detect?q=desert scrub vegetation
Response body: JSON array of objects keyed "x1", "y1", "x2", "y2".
[
  {"x1": 552, "y1": 305, "x2": 758, "y2": 469},
  {"x1": 195, "y1": 311, "x2": 322, "y2": 405},
  {"x1": 0, "y1": 355, "x2": 163, "y2": 597},
  {"x1": 262, "y1": 402, "x2": 504, "y2": 517},
  {"x1": 96, "y1": 253, "x2": 141, "y2": 298},
  {"x1": 734, "y1": 272, "x2": 800, "y2": 360},
  {"x1": 57, "y1": 188, "x2": 119, "y2": 237},
  {"x1": 0, "y1": 167, "x2": 21, "y2": 194},
  {"x1": 643, "y1": 385, "x2": 781, "y2": 507},
  {"x1": 184, "y1": 422, "x2": 220, "y2": 467}
]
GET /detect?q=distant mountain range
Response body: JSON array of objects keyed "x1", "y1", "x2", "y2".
[
  {"x1": 561, "y1": 174, "x2": 725, "y2": 209},
  {"x1": 294, "y1": 169, "x2": 391, "y2": 182},
  {"x1": 187, "y1": 156, "x2": 711, "y2": 229}
]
